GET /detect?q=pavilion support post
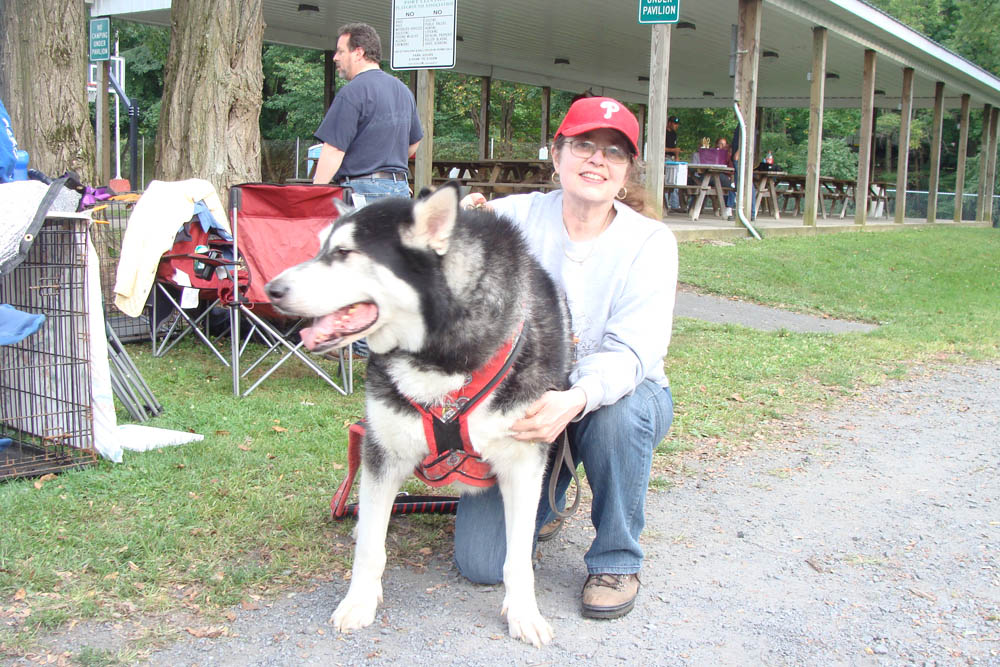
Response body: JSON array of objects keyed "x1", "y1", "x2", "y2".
[
  {"x1": 926, "y1": 81, "x2": 945, "y2": 223},
  {"x1": 95, "y1": 60, "x2": 110, "y2": 185},
  {"x1": 645, "y1": 24, "x2": 670, "y2": 219},
  {"x1": 987, "y1": 108, "x2": 1000, "y2": 224},
  {"x1": 415, "y1": 69, "x2": 435, "y2": 193},
  {"x1": 803, "y1": 26, "x2": 827, "y2": 227},
  {"x1": 478, "y1": 76, "x2": 491, "y2": 159},
  {"x1": 735, "y1": 0, "x2": 762, "y2": 224},
  {"x1": 976, "y1": 104, "x2": 992, "y2": 222},
  {"x1": 637, "y1": 104, "x2": 647, "y2": 158},
  {"x1": 854, "y1": 49, "x2": 876, "y2": 226},
  {"x1": 323, "y1": 50, "x2": 335, "y2": 111},
  {"x1": 540, "y1": 86, "x2": 551, "y2": 148},
  {"x1": 954, "y1": 93, "x2": 971, "y2": 222},
  {"x1": 895, "y1": 68, "x2": 914, "y2": 224}
]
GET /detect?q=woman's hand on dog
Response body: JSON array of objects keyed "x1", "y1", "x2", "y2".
[
  {"x1": 460, "y1": 192, "x2": 489, "y2": 209},
  {"x1": 511, "y1": 388, "x2": 587, "y2": 443}
]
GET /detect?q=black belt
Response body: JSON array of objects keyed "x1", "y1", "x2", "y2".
[{"x1": 340, "y1": 171, "x2": 408, "y2": 183}]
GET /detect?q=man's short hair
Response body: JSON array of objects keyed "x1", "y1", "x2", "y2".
[{"x1": 338, "y1": 23, "x2": 382, "y2": 63}]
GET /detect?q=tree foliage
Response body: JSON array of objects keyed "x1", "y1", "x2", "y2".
[
  {"x1": 112, "y1": 20, "x2": 170, "y2": 138},
  {"x1": 868, "y1": 0, "x2": 999, "y2": 77},
  {"x1": 261, "y1": 44, "x2": 324, "y2": 140}
]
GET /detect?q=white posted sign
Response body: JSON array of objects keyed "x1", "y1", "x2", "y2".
[{"x1": 391, "y1": 0, "x2": 457, "y2": 70}]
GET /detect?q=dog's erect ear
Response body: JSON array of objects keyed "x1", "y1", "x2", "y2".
[
  {"x1": 416, "y1": 186, "x2": 434, "y2": 199},
  {"x1": 317, "y1": 223, "x2": 335, "y2": 248},
  {"x1": 333, "y1": 197, "x2": 355, "y2": 219},
  {"x1": 406, "y1": 183, "x2": 459, "y2": 256}
]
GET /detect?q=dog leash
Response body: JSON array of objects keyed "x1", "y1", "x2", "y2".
[{"x1": 547, "y1": 430, "x2": 581, "y2": 519}]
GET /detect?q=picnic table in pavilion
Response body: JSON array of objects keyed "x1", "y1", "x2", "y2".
[{"x1": 431, "y1": 158, "x2": 555, "y2": 199}]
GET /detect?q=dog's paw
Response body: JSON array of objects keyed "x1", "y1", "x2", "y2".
[
  {"x1": 502, "y1": 599, "x2": 553, "y2": 647},
  {"x1": 330, "y1": 592, "x2": 379, "y2": 632}
]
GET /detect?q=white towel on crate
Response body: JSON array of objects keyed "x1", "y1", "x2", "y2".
[{"x1": 112, "y1": 179, "x2": 230, "y2": 318}]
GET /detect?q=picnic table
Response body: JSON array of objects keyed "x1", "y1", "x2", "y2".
[
  {"x1": 868, "y1": 180, "x2": 892, "y2": 218},
  {"x1": 432, "y1": 159, "x2": 555, "y2": 199},
  {"x1": 771, "y1": 174, "x2": 855, "y2": 219},
  {"x1": 760, "y1": 174, "x2": 890, "y2": 220},
  {"x1": 680, "y1": 163, "x2": 734, "y2": 221},
  {"x1": 754, "y1": 170, "x2": 786, "y2": 219}
]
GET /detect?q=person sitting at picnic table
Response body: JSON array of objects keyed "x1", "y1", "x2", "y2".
[
  {"x1": 715, "y1": 137, "x2": 735, "y2": 219},
  {"x1": 457, "y1": 96, "x2": 677, "y2": 621}
]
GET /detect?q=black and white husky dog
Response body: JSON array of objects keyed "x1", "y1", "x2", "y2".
[{"x1": 265, "y1": 184, "x2": 571, "y2": 647}]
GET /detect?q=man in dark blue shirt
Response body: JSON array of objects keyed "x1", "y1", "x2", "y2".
[{"x1": 312, "y1": 23, "x2": 423, "y2": 203}]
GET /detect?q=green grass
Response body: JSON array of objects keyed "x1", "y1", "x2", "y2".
[
  {"x1": 667, "y1": 227, "x2": 1000, "y2": 445},
  {"x1": 2, "y1": 226, "x2": 999, "y2": 655}
]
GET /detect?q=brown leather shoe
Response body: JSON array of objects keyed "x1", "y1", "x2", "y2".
[
  {"x1": 581, "y1": 573, "x2": 640, "y2": 619},
  {"x1": 536, "y1": 517, "x2": 564, "y2": 542}
]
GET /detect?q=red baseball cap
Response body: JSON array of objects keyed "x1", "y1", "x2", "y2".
[{"x1": 554, "y1": 97, "x2": 640, "y2": 155}]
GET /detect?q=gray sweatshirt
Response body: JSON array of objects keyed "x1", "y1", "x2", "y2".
[{"x1": 489, "y1": 191, "x2": 677, "y2": 417}]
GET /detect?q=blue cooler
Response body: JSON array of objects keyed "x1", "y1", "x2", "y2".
[{"x1": 306, "y1": 144, "x2": 322, "y2": 179}]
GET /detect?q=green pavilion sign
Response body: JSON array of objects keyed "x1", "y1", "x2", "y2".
[
  {"x1": 638, "y1": 0, "x2": 680, "y2": 24},
  {"x1": 89, "y1": 17, "x2": 111, "y2": 61}
]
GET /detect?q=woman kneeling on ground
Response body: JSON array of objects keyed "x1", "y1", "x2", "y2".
[{"x1": 456, "y1": 96, "x2": 678, "y2": 619}]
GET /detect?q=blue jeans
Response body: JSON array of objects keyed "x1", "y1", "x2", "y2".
[
  {"x1": 731, "y1": 159, "x2": 757, "y2": 217},
  {"x1": 340, "y1": 175, "x2": 411, "y2": 205},
  {"x1": 454, "y1": 380, "x2": 674, "y2": 584}
]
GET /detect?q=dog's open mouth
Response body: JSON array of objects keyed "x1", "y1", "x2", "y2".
[{"x1": 300, "y1": 302, "x2": 379, "y2": 352}]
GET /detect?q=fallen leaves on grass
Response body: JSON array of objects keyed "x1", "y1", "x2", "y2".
[{"x1": 33, "y1": 474, "x2": 57, "y2": 489}]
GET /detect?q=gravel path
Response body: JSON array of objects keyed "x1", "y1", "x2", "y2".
[
  {"x1": 14, "y1": 362, "x2": 997, "y2": 666},
  {"x1": 674, "y1": 285, "x2": 879, "y2": 334}
]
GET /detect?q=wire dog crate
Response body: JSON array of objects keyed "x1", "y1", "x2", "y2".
[
  {"x1": 91, "y1": 199, "x2": 150, "y2": 342},
  {"x1": 1, "y1": 217, "x2": 99, "y2": 480}
]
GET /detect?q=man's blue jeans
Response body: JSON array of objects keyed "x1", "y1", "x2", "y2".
[
  {"x1": 338, "y1": 175, "x2": 410, "y2": 358},
  {"x1": 340, "y1": 175, "x2": 410, "y2": 205},
  {"x1": 453, "y1": 380, "x2": 674, "y2": 584}
]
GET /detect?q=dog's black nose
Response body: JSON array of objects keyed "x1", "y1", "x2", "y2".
[{"x1": 265, "y1": 280, "x2": 287, "y2": 301}]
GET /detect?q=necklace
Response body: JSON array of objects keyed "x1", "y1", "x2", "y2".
[
  {"x1": 563, "y1": 238, "x2": 598, "y2": 263},
  {"x1": 562, "y1": 206, "x2": 615, "y2": 264}
]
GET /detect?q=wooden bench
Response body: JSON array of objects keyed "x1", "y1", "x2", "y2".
[
  {"x1": 780, "y1": 188, "x2": 805, "y2": 216},
  {"x1": 664, "y1": 184, "x2": 701, "y2": 211},
  {"x1": 467, "y1": 182, "x2": 555, "y2": 199}
]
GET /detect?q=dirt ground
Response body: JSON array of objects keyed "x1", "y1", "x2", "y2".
[{"x1": 7, "y1": 361, "x2": 998, "y2": 666}]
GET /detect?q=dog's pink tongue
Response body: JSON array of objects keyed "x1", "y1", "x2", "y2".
[{"x1": 300, "y1": 302, "x2": 378, "y2": 351}]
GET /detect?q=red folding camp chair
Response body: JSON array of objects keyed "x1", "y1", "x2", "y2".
[
  {"x1": 151, "y1": 217, "x2": 242, "y2": 365},
  {"x1": 225, "y1": 182, "x2": 353, "y2": 397},
  {"x1": 150, "y1": 182, "x2": 352, "y2": 397}
]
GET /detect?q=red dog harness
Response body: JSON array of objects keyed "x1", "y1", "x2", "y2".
[
  {"x1": 330, "y1": 324, "x2": 525, "y2": 518},
  {"x1": 411, "y1": 322, "x2": 525, "y2": 487}
]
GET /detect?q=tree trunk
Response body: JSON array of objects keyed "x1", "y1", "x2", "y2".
[
  {"x1": 0, "y1": 0, "x2": 95, "y2": 183},
  {"x1": 156, "y1": 0, "x2": 263, "y2": 198}
]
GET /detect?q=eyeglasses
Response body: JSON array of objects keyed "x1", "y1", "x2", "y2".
[{"x1": 567, "y1": 139, "x2": 632, "y2": 165}]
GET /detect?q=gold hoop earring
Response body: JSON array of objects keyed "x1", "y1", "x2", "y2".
[
  {"x1": 551, "y1": 172, "x2": 561, "y2": 185},
  {"x1": 616, "y1": 186, "x2": 627, "y2": 200}
]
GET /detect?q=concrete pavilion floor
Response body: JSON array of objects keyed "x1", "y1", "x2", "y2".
[{"x1": 660, "y1": 209, "x2": 993, "y2": 243}]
